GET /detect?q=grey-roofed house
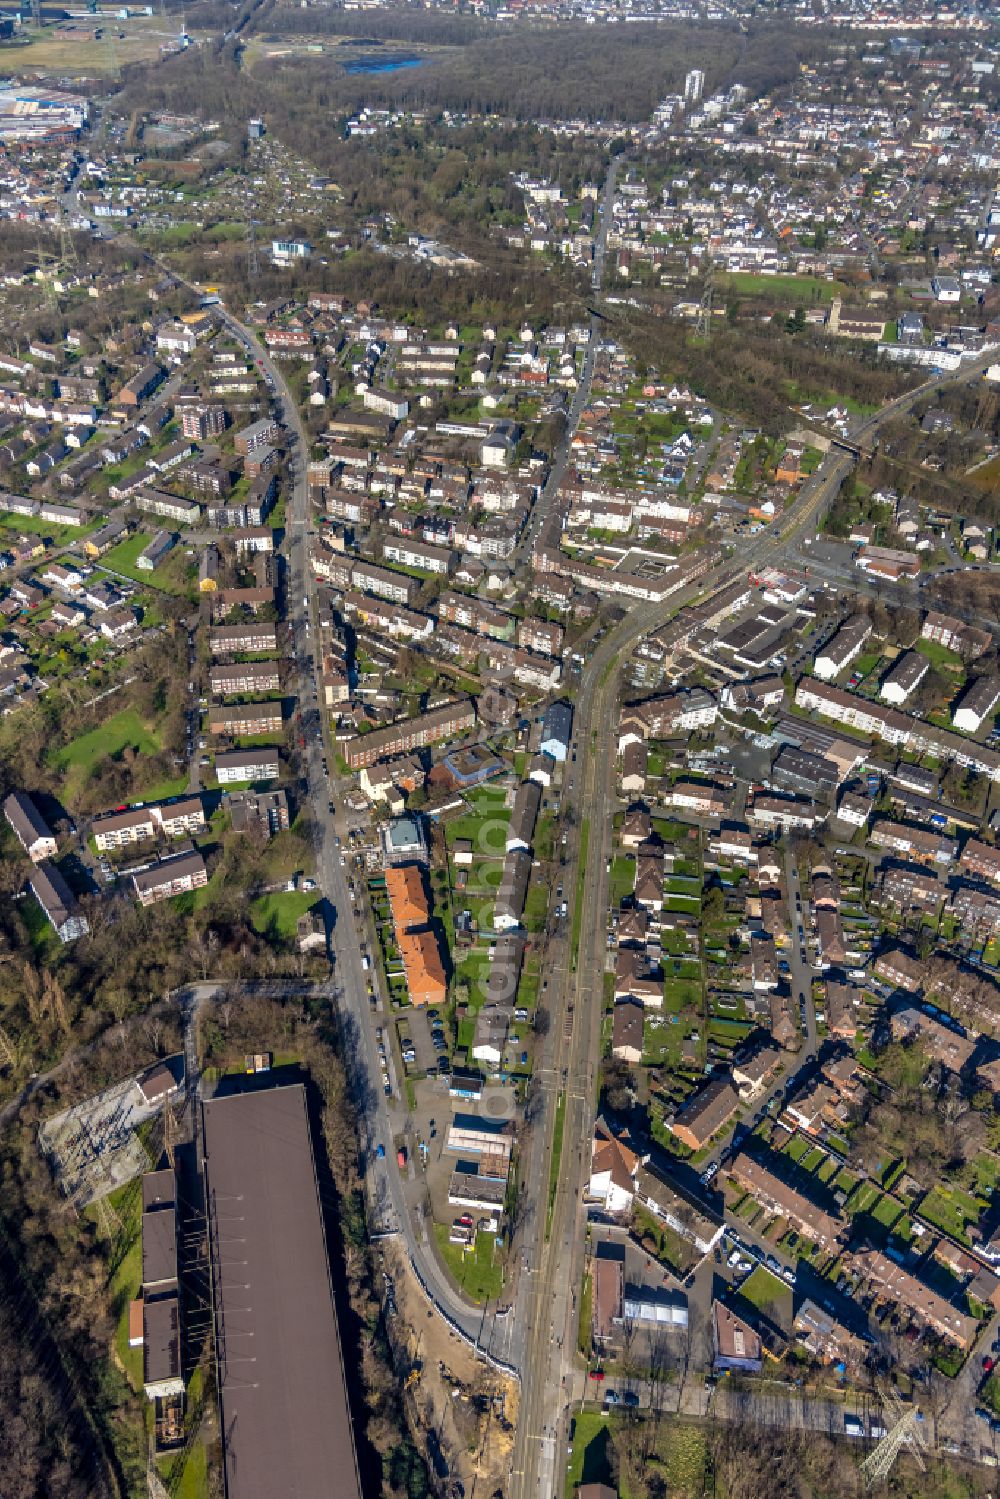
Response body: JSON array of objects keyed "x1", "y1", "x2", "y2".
[
  {"x1": 540, "y1": 699, "x2": 573, "y2": 762},
  {"x1": 29, "y1": 858, "x2": 88, "y2": 943},
  {"x1": 485, "y1": 931, "x2": 524, "y2": 1008},
  {"x1": 506, "y1": 778, "x2": 541, "y2": 853},
  {"x1": 4, "y1": 789, "x2": 57, "y2": 862},
  {"x1": 611, "y1": 999, "x2": 644, "y2": 1064},
  {"x1": 494, "y1": 847, "x2": 532, "y2": 931}
]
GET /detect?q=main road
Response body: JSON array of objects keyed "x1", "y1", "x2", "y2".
[
  {"x1": 202, "y1": 302, "x2": 521, "y2": 1364},
  {"x1": 508, "y1": 341, "x2": 1000, "y2": 1496},
  {"x1": 515, "y1": 156, "x2": 619, "y2": 566},
  {"x1": 66, "y1": 201, "x2": 1000, "y2": 1460}
]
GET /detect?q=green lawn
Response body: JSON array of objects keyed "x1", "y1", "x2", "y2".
[
  {"x1": 86, "y1": 1181, "x2": 144, "y2": 1393},
  {"x1": 249, "y1": 891, "x2": 319, "y2": 940},
  {"x1": 432, "y1": 1225, "x2": 504, "y2": 1302},
  {"x1": 0, "y1": 509, "x2": 97, "y2": 545},
  {"x1": 53, "y1": 707, "x2": 162, "y2": 801},
  {"x1": 915, "y1": 637, "x2": 965, "y2": 674},
  {"x1": 918, "y1": 1184, "x2": 982, "y2": 1245},
  {"x1": 566, "y1": 1413, "x2": 613, "y2": 1494},
  {"x1": 19, "y1": 891, "x2": 62, "y2": 960},
  {"x1": 739, "y1": 1265, "x2": 790, "y2": 1318},
  {"x1": 608, "y1": 854, "x2": 635, "y2": 908},
  {"x1": 718, "y1": 271, "x2": 846, "y2": 303},
  {"x1": 100, "y1": 530, "x2": 189, "y2": 592}
]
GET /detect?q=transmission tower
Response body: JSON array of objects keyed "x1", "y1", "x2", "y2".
[
  {"x1": 247, "y1": 216, "x2": 260, "y2": 279},
  {"x1": 696, "y1": 268, "x2": 715, "y2": 339},
  {"x1": 859, "y1": 1387, "x2": 928, "y2": 1489},
  {"x1": 34, "y1": 235, "x2": 59, "y2": 309},
  {"x1": 58, "y1": 217, "x2": 78, "y2": 270}
]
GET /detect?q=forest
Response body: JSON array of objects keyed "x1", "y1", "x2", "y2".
[
  {"x1": 120, "y1": 14, "x2": 820, "y2": 128},
  {"x1": 620, "y1": 305, "x2": 920, "y2": 436}
]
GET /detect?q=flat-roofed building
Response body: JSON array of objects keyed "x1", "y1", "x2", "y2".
[
  {"x1": 712, "y1": 1302, "x2": 762, "y2": 1373},
  {"x1": 228, "y1": 788, "x2": 290, "y2": 837},
  {"x1": 201, "y1": 1086, "x2": 362, "y2": 1499},
  {"x1": 143, "y1": 1297, "x2": 184, "y2": 1401},
  {"x1": 215, "y1": 749, "x2": 280, "y2": 785},
  {"x1": 142, "y1": 1204, "x2": 177, "y2": 1297}
]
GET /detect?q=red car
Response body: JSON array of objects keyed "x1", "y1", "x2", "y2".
[
  {"x1": 588, "y1": 1370, "x2": 605, "y2": 1382},
  {"x1": 984, "y1": 1356, "x2": 995, "y2": 1374}
]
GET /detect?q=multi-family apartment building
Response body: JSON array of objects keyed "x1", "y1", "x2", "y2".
[
  {"x1": 215, "y1": 749, "x2": 280, "y2": 785},
  {"x1": 234, "y1": 417, "x2": 280, "y2": 455},
  {"x1": 345, "y1": 700, "x2": 475, "y2": 770},
  {"x1": 4, "y1": 789, "x2": 57, "y2": 862},
  {"x1": 350, "y1": 560, "x2": 419, "y2": 607},
  {"x1": 870, "y1": 819, "x2": 958, "y2": 866},
  {"x1": 92, "y1": 796, "x2": 206, "y2": 852},
  {"x1": 210, "y1": 661, "x2": 282, "y2": 696},
  {"x1": 382, "y1": 537, "x2": 453, "y2": 576},
  {"x1": 133, "y1": 850, "x2": 208, "y2": 907},
  {"x1": 208, "y1": 624, "x2": 278, "y2": 658},
  {"x1": 795, "y1": 678, "x2": 1000, "y2": 782},
  {"x1": 207, "y1": 702, "x2": 283, "y2": 737},
  {"x1": 960, "y1": 839, "x2": 1000, "y2": 887}
]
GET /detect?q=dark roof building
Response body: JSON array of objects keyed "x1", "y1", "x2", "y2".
[
  {"x1": 29, "y1": 858, "x2": 89, "y2": 943},
  {"x1": 143, "y1": 1296, "x2": 183, "y2": 1400},
  {"x1": 201, "y1": 1085, "x2": 362, "y2": 1499},
  {"x1": 669, "y1": 1076, "x2": 740, "y2": 1151},
  {"x1": 540, "y1": 699, "x2": 573, "y2": 762},
  {"x1": 4, "y1": 789, "x2": 57, "y2": 862}
]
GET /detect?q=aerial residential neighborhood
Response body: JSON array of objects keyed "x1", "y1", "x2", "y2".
[{"x1": 0, "y1": 4, "x2": 1000, "y2": 1499}]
